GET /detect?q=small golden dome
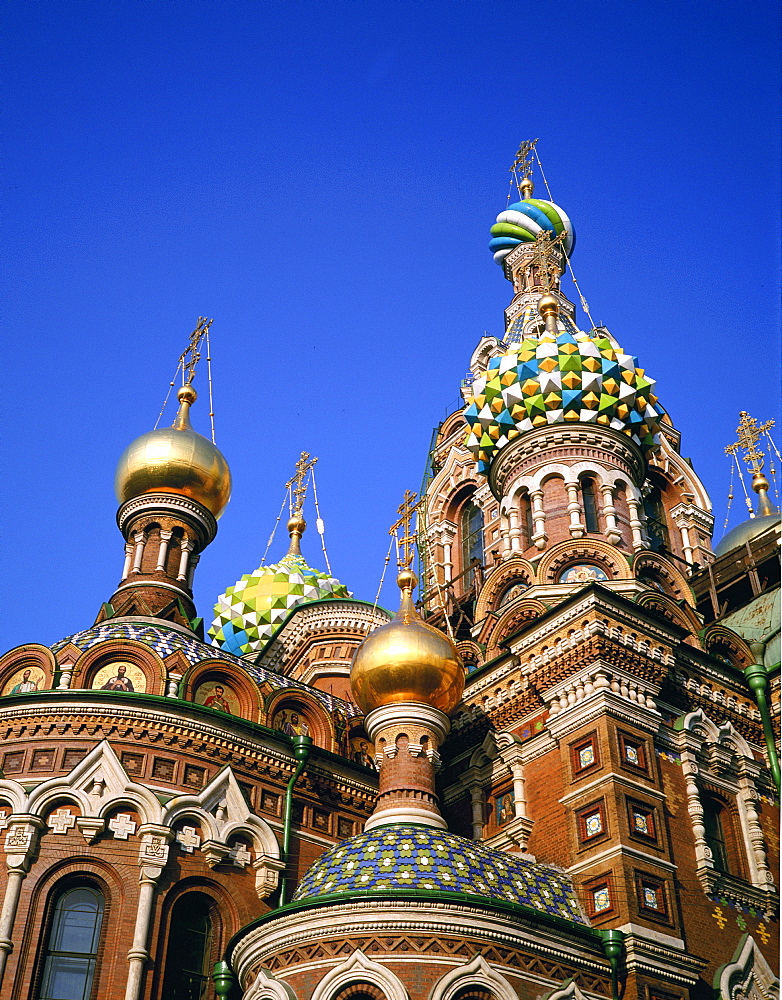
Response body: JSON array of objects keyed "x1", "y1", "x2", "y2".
[
  {"x1": 538, "y1": 291, "x2": 559, "y2": 317},
  {"x1": 350, "y1": 570, "x2": 464, "y2": 715},
  {"x1": 114, "y1": 386, "x2": 232, "y2": 518}
]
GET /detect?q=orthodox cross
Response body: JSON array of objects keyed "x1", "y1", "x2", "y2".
[
  {"x1": 511, "y1": 138, "x2": 538, "y2": 180},
  {"x1": 389, "y1": 489, "x2": 425, "y2": 570},
  {"x1": 179, "y1": 317, "x2": 213, "y2": 386},
  {"x1": 526, "y1": 228, "x2": 568, "y2": 292},
  {"x1": 725, "y1": 411, "x2": 775, "y2": 475},
  {"x1": 286, "y1": 451, "x2": 318, "y2": 516}
]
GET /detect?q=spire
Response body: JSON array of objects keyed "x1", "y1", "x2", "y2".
[
  {"x1": 350, "y1": 492, "x2": 463, "y2": 830},
  {"x1": 726, "y1": 411, "x2": 778, "y2": 518},
  {"x1": 100, "y1": 319, "x2": 231, "y2": 631}
]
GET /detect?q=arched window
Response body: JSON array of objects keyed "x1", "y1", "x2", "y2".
[
  {"x1": 581, "y1": 477, "x2": 600, "y2": 533},
  {"x1": 461, "y1": 501, "x2": 484, "y2": 588},
  {"x1": 38, "y1": 883, "x2": 104, "y2": 1000},
  {"x1": 519, "y1": 492, "x2": 534, "y2": 545},
  {"x1": 161, "y1": 892, "x2": 214, "y2": 999}
]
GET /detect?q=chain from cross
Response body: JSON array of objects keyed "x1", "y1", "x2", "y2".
[
  {"x1": 725, "y1": 411, "x2": 775, "y2": 474},
  {"x1": 389, "y1": 489, "x2": 425, "y2": 570},
  {"x1": 526, "y1": 229, "x2": 567, "y2": 292},
  {"x1": 286, "y1": 451, "x2": 318, "y2": 516},
  {"x1": 511, "y1": 138, "x2": 538, "y2": 179},
  {"x1": 178, "y1": 317, "x2": 213, "y2": 386}
]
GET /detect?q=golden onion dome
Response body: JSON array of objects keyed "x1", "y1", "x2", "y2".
[
  {"x1": 114, "y1": 385, "x2": 232, "y2": 518},
  {"x1": 350, "y1": 569, "x2": 464, "y2": 715}
]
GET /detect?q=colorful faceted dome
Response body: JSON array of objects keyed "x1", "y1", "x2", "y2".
[
  {"x1": 464, "y1": 328, "x2": 665, "y2": 474},
  {"x1": 209, "y1": 526, "x2": 350, "y2": 657},
  {"x1": 489, "y1": 198, "x2": 575, "y2": 265}
]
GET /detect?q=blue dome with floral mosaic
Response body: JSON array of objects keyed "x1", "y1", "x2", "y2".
[
  {"x1": 464, "y1": 327, "x2": 665, "y2": 474},
  {"x1": 293, "y1": 824, "x2": 586, "y2": 924}
]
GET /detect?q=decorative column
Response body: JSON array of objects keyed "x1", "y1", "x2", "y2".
[
  {"x1": 507, "y1": 505, "x2": 522, "y2": 553},
  {"x1": 680, "y1": 752, "x2": 712, "y2": 870},
  {"x1": 124, "y1": 825, "x2": 172, "y2": 1000},
  {"x1": 186, "y1": 551, "x2": 200, "y2": 590},
  {"x1": 121, "y1": 541, "x2": 134, "y2": 581},
  {"x1": 499, "y1": 511, "x2": 511, "y2": 558},
  {"x1": 736, "y1": 766, "x2": 774, "y2": 893},
  {"x1": 600, "y1": 484, "x2": 622, "y2": 544},
  {"x1": 529, "y1": 489, "x2": 547, "y2": 550},
  {"x1": 155, "y1": 530, "x2": 173, "y2": 572},
  {"x1": 469, "y1": 784, "x2": 485, "y2": 840},
  {"x1": 626, "y1": 494, "x2": 646, "y2": 551},
  {"x1": 176, "y1": 538, "x2": 194, "y2": 582},
  {"x1": 131, "y1": 531, "x2": 146, "y2": 574},
  {"x1": 565, "y1": 482, "x2": 585, "y2": 538},
  {"x1": 678, "y1": 524, "x2": 693, "y2": 564},
  {"x1": 0, "y1": 817, "x2": 43, "y2": 988}
]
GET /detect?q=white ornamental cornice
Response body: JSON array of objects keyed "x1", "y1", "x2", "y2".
[
  {"x1": 669, "y1": 502, "x2": 715, "y2": 533},
  {"x1": 230, "y1": 898, "x2": 605, "y2": 987},
  {"x1": 117, "y1": 492, "x2": 217, "y2": 543}
]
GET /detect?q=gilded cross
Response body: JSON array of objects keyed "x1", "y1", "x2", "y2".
[
  {"x1": 286, "y1": 451, "x2": 318, "y2": 516},
  {"x1": 389, "y1": 489, "x2": 425, "y2": 570},
  {"x1": 526, "y1": 229, "x2": 568, "y2": 292},
  {"x1": 511, "y1": 139, "x2": 538, "y2": 180},
  {"x1": 179, "y1": 317, "x2": 213, "y2": 386},
  {"x1": 725, "y1": 411, "x2": 775, "y2": 475}
]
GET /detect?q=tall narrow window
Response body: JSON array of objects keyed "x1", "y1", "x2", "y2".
[
  {"x1": 643, "y1": 486, "x2": 669, "y2": 553},
  {"x1": 581, "y1": 478, "x2": 600, "y2": 533},
  {"x1": 703, "y1": 796, "x2": 729, "y2": 873},
  {"x1": 461, "y1": 501, "x2": 484, "y2": 588},
  {"x1": 161, "y1": 892, "x2": 214, "y2": 1000},
  {"x1": 520, "y1": 492, "x2": 534, "y2": 544},
  {"x1": 38, "y1": 884, "x2": 104, "y2": 1000}
]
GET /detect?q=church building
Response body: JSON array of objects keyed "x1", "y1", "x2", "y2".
[{"x1": 0, "y1": 146, "x2": 778, "y2": 1000}]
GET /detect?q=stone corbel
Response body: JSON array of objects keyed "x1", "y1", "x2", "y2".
[
  {"x1": 76, "y1": 817, "x2": 105, "y2": 843},
  {"x1": 3, "y1": 817, "x2": 43, "y2": 871},
  {"x1": 252, "y1": 854, "x2": 285, "y2": 900}
]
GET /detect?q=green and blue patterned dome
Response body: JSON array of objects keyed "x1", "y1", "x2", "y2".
[
  {"x1": 294, "y1": 824, "x2": 586, "y2": 923},
  {"x1": 465, "y1": 327, "x2": 664, "y2": 474},
  {"x1": 489, "y1": 198, "x2": 575, "y2": 265},
  {"x1": 209, "y1": 548, "x2": 349, "y2": 658}
]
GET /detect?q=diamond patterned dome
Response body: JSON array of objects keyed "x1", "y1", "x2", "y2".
[
  {"x1": 464, "y1": 327, "x2": 665, "y2": 474},
  {"x1": 294, "y1": 824, "x2": 586, "y2": 924},
  {"x1": 209, "y1": 552, "x2": 350, "y2": 657}
]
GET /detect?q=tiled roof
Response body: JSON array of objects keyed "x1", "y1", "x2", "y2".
[
  {"x1": 51, "y1": 621, "x2": 356, "y2": 715},
  {"x1": 294, "y1": 824, "x2": 586, "y2": 924}
]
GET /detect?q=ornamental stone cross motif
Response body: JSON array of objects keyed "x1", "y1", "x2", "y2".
[
  {"x1": 48, "y1": 809, "x2": 77, "y2": 835},
  {"x1": 229, "y1": 843, "x2": 252, "y2": 868},
  {"x1": 108, "y1": 813, "x2": 137, "y2": 840},
  {"x1": 176, "y1": 826, "x2": 201, "y2": 853}
]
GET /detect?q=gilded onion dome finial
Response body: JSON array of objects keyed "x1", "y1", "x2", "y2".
[{"x1": 114, "y1": 319, "x2": 232, "y2": 518}]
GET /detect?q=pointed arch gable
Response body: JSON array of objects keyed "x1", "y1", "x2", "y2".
[
  {"x1": 430, "y1": 955, "x2": 517, "y2": 1000},
  {"x1": 246, "y1": 967, "x2": 298, "y2": 1000},
  {"x1": 714, "y1": 933, "x2": 779, "y2": 999},
  {"x1": 311, "y1": 950, "x2": 408, "y2": 1000}
]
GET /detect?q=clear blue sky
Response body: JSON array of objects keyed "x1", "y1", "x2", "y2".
[{"x1": 3, "y1": 0, "x2": 780, "y2": 652}]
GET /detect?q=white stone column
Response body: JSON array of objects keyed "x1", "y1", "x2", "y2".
[
  {"x1": 121, "y1": 541, "x2": 134, "y2": 581},
  {"x1": 124, "y1": 826, "x2": 171, "y2": 1000},
  {"x1": 0, "y1": 818, "x2": 42, "y2": 989},
  {"x1": 565, "y1": 482, "x2": 585, "y2": 538},
  {"x1": 679, "y1": 524, "x2": 693, "y2": 564},
  {"x1": 499, "y1": 512, "x2": 511, "y2": 558},
  {"x1": 626, "y1": 494, "x2": 645, "y2": 551},
  {"x1": 737, "y1": 769, "x2": 774, "y2": 892},
  {"x1": 530, "y1": 489, "x2": 547, "y2": 550},
  {"x1": 155, "y1": 530, "x2": 173, "y2": 572},
  {"x1": 176, "y1": 539, "x2": 194, "y2": 582},
  {"x1": 443, "y1": 542, "x2": 453, "y2": 583},
  {"x1": 681, "y1": 753, "x2": 712, "y2": 870},
  {"x1": 600, "y1": 484, "x2": 622, "y2": 544},
  {"x1": 131, "y1": 531, "x2": 146, "y2": 574},
  {"x1": 507, "y1": 506, "x2": 521, "y2": 553}
]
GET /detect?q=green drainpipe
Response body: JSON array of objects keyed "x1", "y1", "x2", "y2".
[
  {"x1": 599, "y1": 928, "x2": 624, "y2": 1000},
  {"x1": 746, "y1": 640, "x2": 780, "y2": 792},
  {"x1": 279, "y1": 734, "x2": 313, "y2": 906}
]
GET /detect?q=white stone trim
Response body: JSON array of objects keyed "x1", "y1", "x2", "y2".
[
  {"x1": 244, "y1": 967, "x2": 298, "y2": 1000},
  {"x1": 715, "y1": 933, "x2": 779, "y2": 999},
  {"x1": 310, "y1": 950, "x2": 408, "y2": 1000},
  {"x1": 430, "y1": 954, "x2": 517, "y2": 1000}
]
